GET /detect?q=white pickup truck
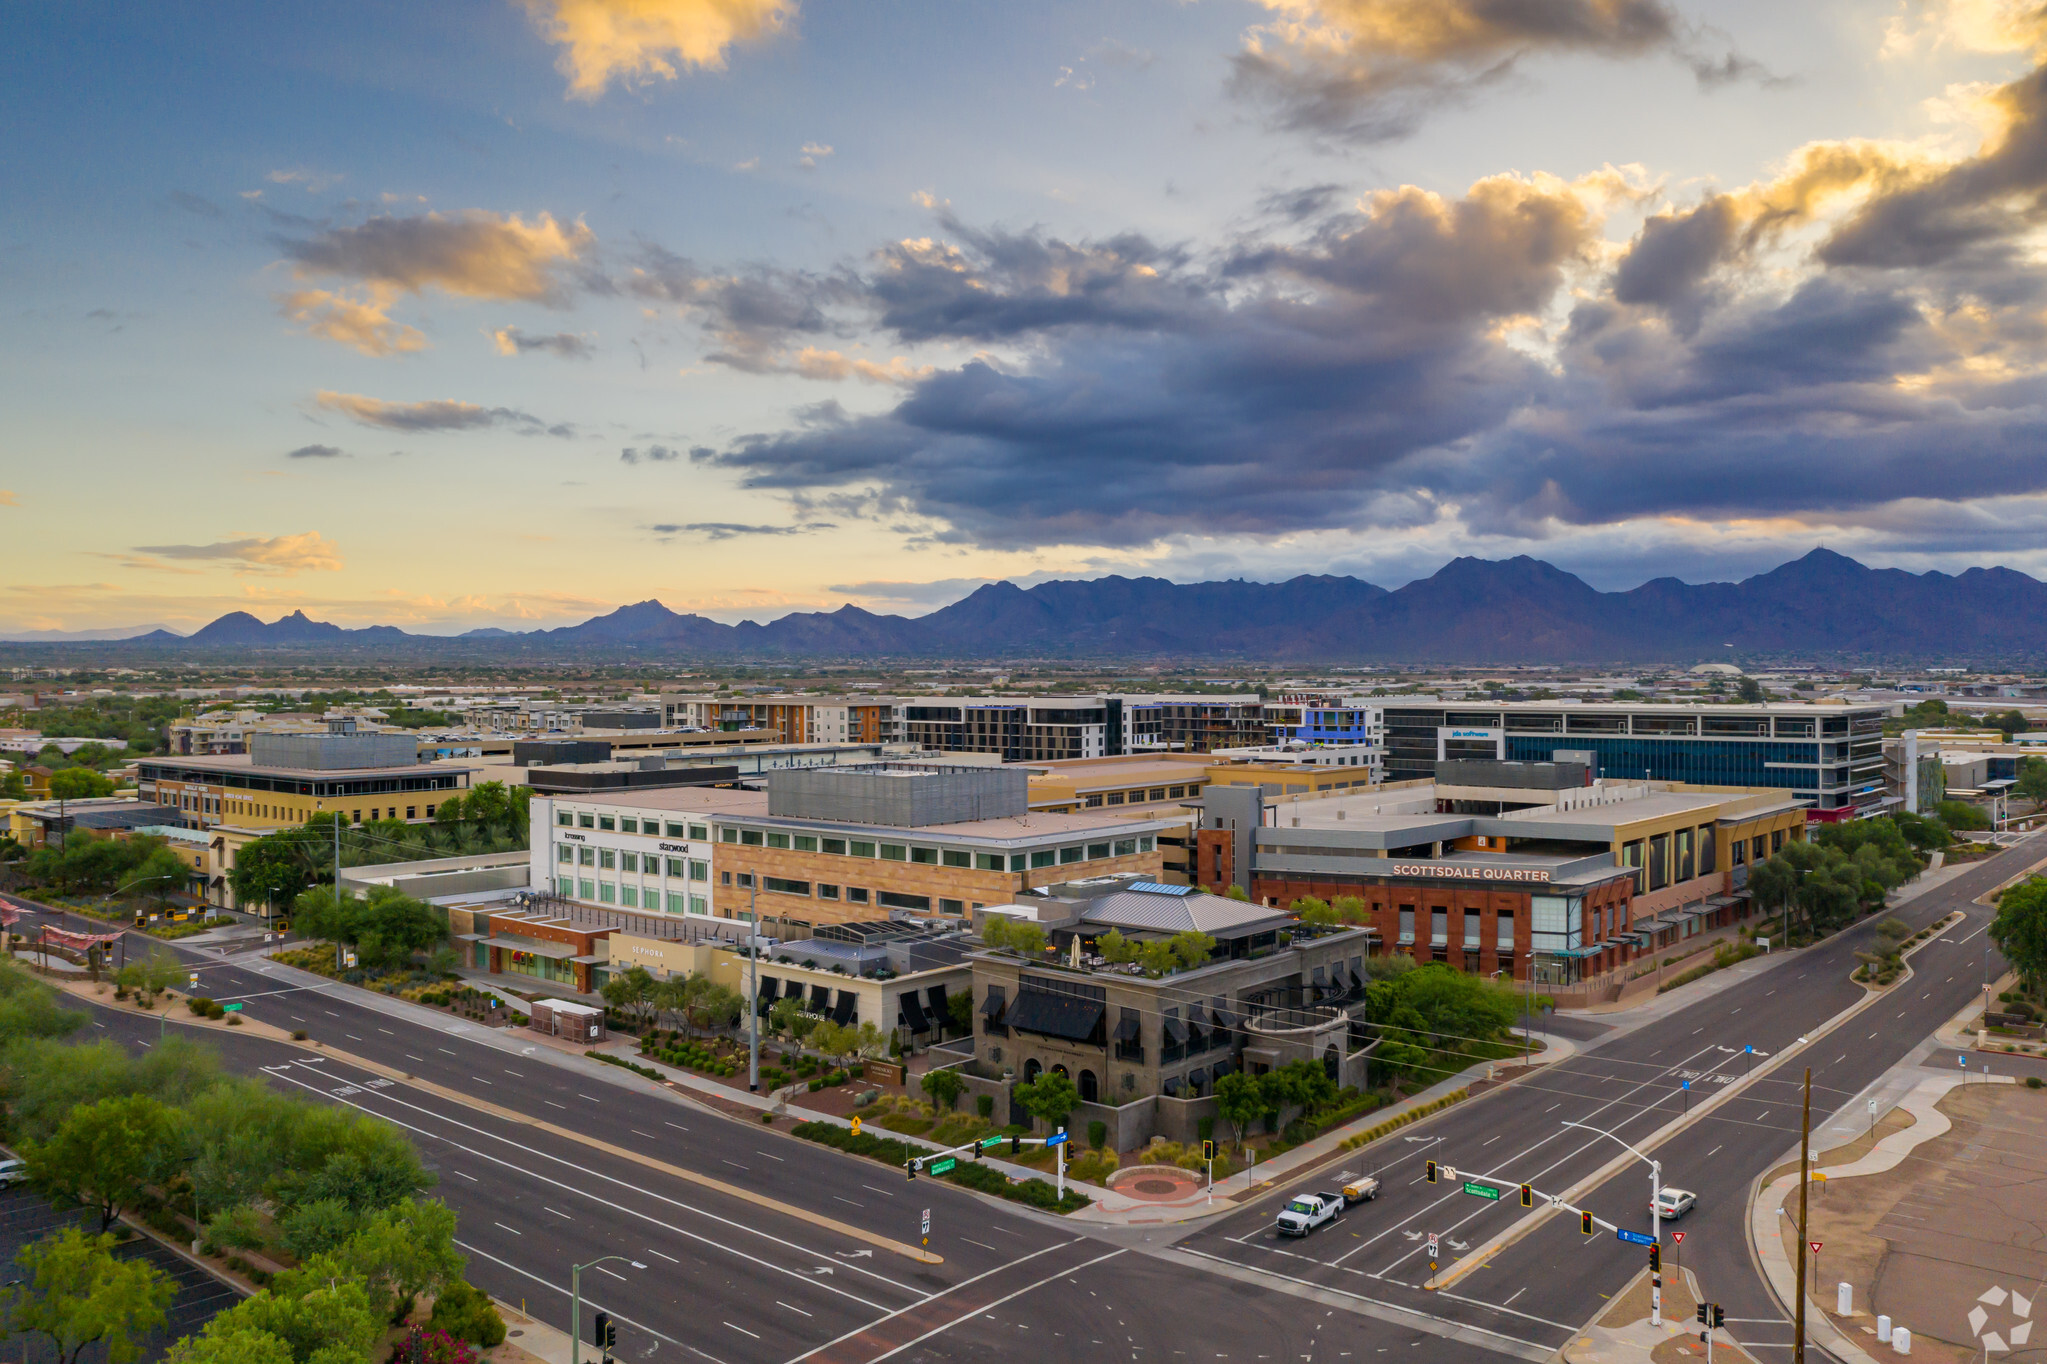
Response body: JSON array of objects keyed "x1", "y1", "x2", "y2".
[{"x1": 1275, "y1": 1191, "x2": 1345, "y2": 1237}]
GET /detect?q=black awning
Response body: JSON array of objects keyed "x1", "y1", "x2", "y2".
[
  {"x1": 1163, "y1": 1077, "x2": 1183, "y2": 1097},
  {"x1": 1209, "y1": 998, "x2": 1232, "y2": 1028},
  {"x1": 832, "y1": 992, "x2": 856, "y2": 1026},
  {"x1": 1003, "y1": 989, "x2": 1105, "y2": 1043},
  {"x1": 901, "y1": 990, "x2": 931, "y2": 1032},
  {"x1": 1312, "y1": 965, "x2": 1328, "y2": 992},
  {"x1": 1162, "y1": 1011, "x2": 1188, "y2": 1044},
  {"x1": 980, "y1": 987, "x2": 1007, "y2": 1018},
  {"x1": 809, "y1": 984, "x2": 831, "y2": 1011},
  {"x1": 756, "y1": 992, "x2": 774, "y2": 1017},
  {"x1": 758, "y1": 975, "x2": 780, "y2": 1000},
  {"x1": 926, "y1": 984, "x2": 949, "y2": 1021},
  {"x1": 1186, "y1": 1067, "x2": 1208, "y2": 1089},
  {"x1": 1114, "y1": 1012, "x2": 1140, "y2": 1042},
  {"x1": 1211, "y1": 1058, "x2": 1236, "y2": 1079}
]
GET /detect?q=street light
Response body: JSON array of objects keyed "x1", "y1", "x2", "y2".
[
  {"x1": 570, "y1": 1256, "x2": 646, "y2": 1364},
  {"x1": 1563, "y1": 1121, "x2": 1666, "y2": 1327}
]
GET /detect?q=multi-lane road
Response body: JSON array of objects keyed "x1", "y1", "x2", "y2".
[{"x1": 6, "y1": 835, "x2": 2035, "y2": 1364}]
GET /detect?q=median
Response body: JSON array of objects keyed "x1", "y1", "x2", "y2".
[{"x1": 791, "y1": 1121, "x2": 1091, "y2": 1213}]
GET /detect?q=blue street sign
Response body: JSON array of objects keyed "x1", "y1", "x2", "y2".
[
  {"x1": 1743, "y1": 1045, "x2": 1753, "y2": 1054},
  {"x1": 1615, "y1": 1229, "x2": 1657, "y2": 1246},
  {"x1": 1681, "y1": 1080, "x2": 1690, "y2": 1090},
  {"x1": 1045, "y1": 1132, "x2": 1069, "y2": 1147}
]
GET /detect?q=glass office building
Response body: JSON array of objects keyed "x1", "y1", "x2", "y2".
[{"x1": 1381, "y1": 702, "x2": 1888, "y2": 815}]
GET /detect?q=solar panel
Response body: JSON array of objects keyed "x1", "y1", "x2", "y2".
[{"x1": 1127, "y1": 881, "x2": 1193, "y2": 896}]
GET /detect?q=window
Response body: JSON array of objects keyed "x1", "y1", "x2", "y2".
[
  {"x1": 940, "y1": 898, "x2": 964, "y2": 915},
  {"x1": 1114, "y1": 839, "x2": 1137, "y2": 856},
  {"x1": 1771, "y1": 828, "x2": 1786, "y2": 854},
  {"x1": 942, "y1": 849, "x2": 969, "y2": 868},
  {"x1": 766, "y1": 832, "x2": 791, "y2": 849},
  {"x1": 1087, "y1": 843, "x2": 1110, "y2": 859},
  {"x1": 599, "y1": 816, "x2": 615, "y2": 831},
  {"x1": 667, "y1": 857, "x2": 685, "y2": 877},
  {"x1": 1431, "y1": 908, "x2": 1448, "y2": 946},
  {"x1": 600, "y1": 849, "x2": 616, "y2": 870},
  {"x1": 1106, "y1": 792, "x2": 1125, "y2": 805},
  {"x1": 557, "y1": 811, "x2": 572, "y2": 826},
  {"x1": 599, "y1": 883, "x2": 617, "y2": 903},
  {"x1": 720, "y1": 871, "x2": 731, "y2": 885},
  {"x1": 877, "y1": 843, "x2": 905, "y2": 861},
  {"x1": 1010, "y1": 854, "x2": 1028, "y2": 872},
  {"x1": 879, "y1": 891, "x2": 931, "y2": 912},
  {"x1": 741, "y1": 829, "x2": 763, "y2": 846},
  {"x1": 1698, "y1": 827, "x2": 1717, "y2": 876},
  {"x1": 1496, "y1": 909, "x2": 1514, "y2": 952},
  {"x1": 1059, "y1": 846, "x2": 1083, "y2": 864},
  {"x1": 1149, "y1": 788, "x2": 1165, "y2": 801},
  {"x1": 579, "y1": 814, "x2": 594, "y2": 828},
  {"x1": 666, "y1": 821, "x2": 686, "y2": 837},
  {"x1": 1085, "y1": 794, "x2": 1103, "y2": 808},
  {"x1": 1732, "y1": 839, "x2": 1748, "y2": 866},
  {"x1": 795, "y1": 835, "x2": 818, "y2": 852},
  {"x1": 620, "y1": 817, "x2": 638, "y2": 833},
  {"x1": 974, "y1": 853, "x2": 1004, "y2": 871},
  {"x1": 406, "y1": 806, "x2": 416, "y2": 820},
  {"x1": 911, "y1": 846, "x2": 937, "y2": 864},
  {"x1": 851, "y1": 840, "x2": 877, "y2": 858},
  {"x1": 689, "y1": 894, "x2": 707, "y2": 914},
  {"x1": 578, "y1": 847, "x2": 595, "y2": 866},
  {"x1": 578, "y1": 878, "x2": 595, "y2": 899},
  {"x1": 621, "y1": 885, "x2": 638, "y2": 907},
  {"x1": 1030, "y1": 849, "x2": 1056, "y2": 868},
  {"x1": 764, "y1": 876, "x2": 811, "y2": 896},
  {"x1": 690, "y1": 859, "x2": 708, "y2": 880},
  {"x1": 823, "y1": 838, "x2": 847, "y2": 855},
  {"x1": 625, "y1": 851, "x2": 643, "y2": 872},
  {"x1": 1138, "y1": 836, "x2": 1154, "y2": 852},
  {"x1": 736, "y1": 873, "x2": 754, "y2": 889},
  {"x1": 667, "y1": 891, "x2": 688, "y2": 913},
  {"x1": 819, "y1": 884, "x2": 841, "y2": 900},
  {"x1": 720, "y1": 828, "x2": 737, "y2": 843},
  {"x1": 690, "y1": 824, "x2": 708, "y2": 840},
  {"x1": 1169, "y1": 785, "x2": 1187, "y2": 798},
  {"x1": 558, "y1": 876, "x2": 574, "y2": 896},
  {"x1": 558, "y1": 846, "x2": 573, "y2": 863},
  {"x1": 847, "y1": 887, "x2": 870, "y2": 905},
  {"x1": 1753, "y1": 835, "x2": 1766, "y2": 860}
]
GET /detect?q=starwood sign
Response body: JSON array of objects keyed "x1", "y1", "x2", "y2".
[{"x1": 1385, "y1": 863, "x2": 1552, "y2": 884}]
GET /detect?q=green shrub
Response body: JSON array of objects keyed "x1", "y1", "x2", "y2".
[
  {"x1": 430, "y1": 1280, "x2": 507, "y2": 1347},
  {"x1": 976, "y1": 1094, "x2": 995, "y2": 1120},
  {"x1": 2028, "y1": 1076, "x2": 2042, "y2": 1090},
  {"x1": 1088, "y1": 1120, "x2": 1108, "y2": 1150},
  {"x1": 186, "y1": 997, "x2": 215, "y2": 1015}
]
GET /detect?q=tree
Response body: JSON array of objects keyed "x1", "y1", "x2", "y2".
[
  {"x1": 3, "y1": 1228, "x2": 173, "y2": 1364},
  {"x1": 945, "y1": 989, "x2": 973, "y2": 1036},
  {"x1": 352, "y1": 889, "x2": 444, "y2": 968},
  {"x1": 1938, "y1": 799, "x2": 1991, "y2": 832},
  {"x1": 47, "y1": 768, "x2": 114, "y2": 801},
  {"x1": 131, "y1": 847, "x2": 190, "y2": 907},
  {"x1": 2019, "y1": 757, "x2": 2047, "y2": 811},
  {"x1": 600, "y1": 966, "x2": 661, "y2": 1032},
  {"x1": 214, "y1": 1275, "x2": 383, "y2": 1364},
  {"x1": 1012, "y1": 1070, "x2": 1081, "y2": 1133},
  {"x1": 27, "y1": 1094, "x2": 179, "y2": 1230},
  {"x1": 227, "y1": 828, "x2": 322, "y2": 914},
  {"x1": 920, "y1": 1067, "x2": 964, "y2": 1111},
  {"x1": 1259, "y1": 1059, "x2": 1337, "y2": 1129},
  {"x1": 1735, "y1": 675, "x2": 1766, "y2": 704},
  {"x1": 1291, "y1": 896, "x2": 1335, "y2": 926},
  {"x1": 1331, "y1": 895, "x2": 1369, "y2": 923},
  {"x1": 1992, "y1": 878, "x2": 2047, "y2": 991},
  {"x1": 1223, "y1": 885, "x2": 1251, "y2": 902},
  {"x1": 981, "y1": 918, "x2": 1047, "y2": 955},
  {"x1": 1214, "y1": 1071, "x2": 1269, "y2": 1149},
  {"x1": 321, "y1": 1198, "x2": 463, "y2": 1321}
]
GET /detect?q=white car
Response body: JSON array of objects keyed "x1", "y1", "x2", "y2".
[
  {"x1": 1652, "y1": 1188, "x2": 1696, "y2": 1220},
  {"x1": 1276, "y1": 1192, "x2": 1344, "y2": 1237},
  {"x1": 0, "y1": 1158, "x2": 27, "y2": 1189}
]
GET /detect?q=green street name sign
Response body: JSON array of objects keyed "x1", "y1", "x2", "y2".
[
  {"x1": 978, "y1": 1136, "x2": 1005, "y2": 1149},
  {"x1": 929, "y1": 1157, "x2": 958, "y2": 1175},
  {"x1": 221, "y1": 1003, "x2": 244, "y2": 1012},
  {"x1": 1463, "y1": 1181, "x2": 1500, "y2": 1200}
]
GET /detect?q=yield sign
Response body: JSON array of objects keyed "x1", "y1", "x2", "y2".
[
  {"x1": 1809, "y1": 1242, "x2": 1824, "y2": 1255},
  {"x1": 1671, "y1": 1231, "x2": 1685, "y2": 1245}
]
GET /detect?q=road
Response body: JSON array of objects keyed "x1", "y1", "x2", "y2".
[
  {"x1": 6, "y1": 836, "x2": 2034, "y2": 1364},
  {"x1": 1175, "y1": 837, "x2": 2035, "y2": 1361}
]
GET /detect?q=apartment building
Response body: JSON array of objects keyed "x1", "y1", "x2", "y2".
[
  {"x1": 528, "y1": 764, "x2": 1173, "y2": 936},
  {"x1": 136, "y1": 732, "x2": 473, "y2": 831},
  {"x1": 660, "y1": 694, "x2": 904, "y2": 744},
  {"x1": 1379, "y1": 700, "x2": 1888, "y2": 818},
  {"x1": 1262, "y1": 692, "x2": 1385, "y2": 748}
]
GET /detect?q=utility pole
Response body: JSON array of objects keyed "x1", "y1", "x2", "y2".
[
  {"x1": 748, "y1": 882, "x2": 760, "y2": 1093},
  {"x1": 1795, "y1": 1066, "x2": 1812, "y2": 1364}
]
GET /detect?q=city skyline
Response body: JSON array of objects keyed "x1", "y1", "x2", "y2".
[{"x1": 9, "y1": 1, "x2": 2047, "y2": 635}]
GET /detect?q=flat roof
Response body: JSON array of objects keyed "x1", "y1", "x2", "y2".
[
  {"x1": 138, "y1": 753, "x2": 476, "y2": 779},
  {"x1": 1381, "y1": 700, "x2": 1883, "y2": 715},
  {"x1": 543, "y1": 785, "x2": 1173, "y2": 841}
]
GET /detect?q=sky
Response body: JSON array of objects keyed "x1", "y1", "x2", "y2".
[{"x1": 8, "y1": 0, "x2": 2047, "y2": 636}]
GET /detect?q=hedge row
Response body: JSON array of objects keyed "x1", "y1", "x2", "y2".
[
  {"x1": 1339, "y1": 1088, "x2": 1469, "y2": 1152},
  {"x1": 791, "y1": 1121, "x2": 1090, "y2": 1213}
]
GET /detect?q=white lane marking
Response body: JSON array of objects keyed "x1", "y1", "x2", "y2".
[
  {"x1": 784, "y1": 1240, "x2": 1084, "y2": 1364},
  {"x1": 593, "y1": 1264, "x2": 627, "y2": 1281},
  {"x1": 825, "y1": 1248, "x2": 1126, "y2": 1364},
  {"x1": 963, "y1": 1238, "x2": 998, "y2": 1251},
  {"x1": 408, "y1": 1054, "x2": 425, "y2": 1062},
  {"x1": 665, "y1": 1121, "x2": 689, "y2": 1131},
  {"x1": 862, "y1": 1185, "x2": 895, "y2": 1198},
  {"x1": 546, "y1": 1100, "x2": 567, "y2": 1110},
  {"x1": 645, "y1": 1248, "x2": 680, "y2": 1263},
  {"x1": 454, "y1": 1170, "x2": 479, "y2": 1182},
  {"x1": 757, "y1": 1151, "x2": 785, "y2": 1162},
  {"x1": 723, "y1": 1324, "x2": 760, "y2": 1340},
  {"x1": 775, "y1": 1301, "x2": 813, "y2": 1317},
  {"x1": 454, "y1": 1242, "x2": 730, "y2": 1364},
  {"x1": 494, "y1": 1222, "x2": 522, "y2": 1235},
  {"x1": 543, "y1": 1207, "x2": 572, "y2": 1220},
  {"x1": 578, "y1": 1094, "x2": 601, "y2": 1102}
]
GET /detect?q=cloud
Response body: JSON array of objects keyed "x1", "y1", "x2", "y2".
[
  {"x1": 130, "y1": 532, "x2": 344, "y2": 575},
  {"x1": 647, "y1": 521, "x2": 833, "y2": 540},
  {"x1": 280, "y1": 289, "x2": 428, "y2": 357},
  {"x1": 798, "y1": 141, "x2": 833, "y2": 169},
  {"x1": 786, "y1": 348, "x2": 932, "y2": 385},
  {"x1": 0, "y1": 491, "x2": 17, "y2": 507},
  {"x1": 620, "y1": 444, "x2": 682, "y2": 463},
  {"x1": 515, "y1": 0, "x2": 793, "y2": 99},
  {"x1": 280, "y1": 210, "x2": 593, "y2": 305},
  {"x1": 312, "y1": 390, "x2": 573, "y2": 436},
  {"x1": 1228, "y1": 0, "x2": 1769, "y2": 142},
  {"x1": 621, "y1": 241, "x2": 860, "y2": 370},
  {"x1": 286, "y1": 444, "x2": 347, "y2": 459},
  {"x1": 489, "y1": 325, "x2": 595, "y2": 358},
  {"x1": 267, "y1": 167, "x2": 344, "y2": 192}
]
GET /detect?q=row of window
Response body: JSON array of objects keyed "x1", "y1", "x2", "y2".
[
  {"x1": 557, "y1": 877, "x2": 710, "y2": 914},
  {"x1": 1081, "y1": 785, "x2": 1200, "y2": 807},
  {"x1": 558, "y1": 810, "x2": 710, "y2": 839},
  {"x1": 721, "y1": 827, "x2": 1154, "y2": 867},
  {"x1": 558, "y1": 846, "x2": 710, "y2": 879},
  {"x1": 723, "y1": 870, "x2": 971, "y2": 915}
]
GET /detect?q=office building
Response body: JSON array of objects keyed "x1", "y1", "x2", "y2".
[
  {"x1": 136, "y1": 732, "x2": 474, "y2": 831},
  {"x1": 659, "y1": 695, "x2": 904, "y2": 744},
  {"x1": 1379, "y1": 700, "x2": 1887, "y2": 817},
  {"x1": 902, "y1": 694, "x2": 1265, "y2": 760}
]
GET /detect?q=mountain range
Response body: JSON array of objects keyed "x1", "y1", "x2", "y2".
[{"x1": 7, "y1": 550, "x2": 2046, "y2": 663}]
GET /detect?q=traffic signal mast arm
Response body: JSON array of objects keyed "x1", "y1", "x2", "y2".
[{"x1": 1435, "y1": 1167, "x2": 1622, "y2": 1235}]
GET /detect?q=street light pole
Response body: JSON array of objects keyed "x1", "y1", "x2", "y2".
[
  {"x1": 1563, "y1": 1121, "x2": 1664, "y2": 1327},
  {"x1": 569, "y1": 1256, "x2": 645, "y2": 1364},
  {"x1": 748, "y1": 882, "x2": 760, "y2": 1093}
]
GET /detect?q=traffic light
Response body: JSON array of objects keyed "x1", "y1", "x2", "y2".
[
  {"x1": 593, "y1": 1313, "x2": 614, "y2": 1355},
  {"x1": 1712, "y1": 1306, "x2": 1725, "y2": 1329},
  {"x1": 1648, "y1": 1245, "x2": 1661, "y2": 1273},
  {"x1": 1010, "y1": 1135, "x2": 1022, "y2": 1155},
  {"x1": 1697, "y1": 1304, "x2": 1710, "y2": 1326},
  {"x1": 973, "y1": 1138, "x2": 983, "y2": 1161},
  {"x1": 1519, "y1": 1183, "x2": 1533, "y2": 1208},
  {"x1": 1202, "y1": 1140, "x2": 1216, "y2": 1162},
  {"x1": 1580, "y1": 1210, "x2": 1594, "y2": 1235},
  {"x1": 1425, "y1": 1160, "x2": 1438, "y2": 1184},
  {"x1": 906, "y1": 1158, "x2": 920, "y2": 1181}
]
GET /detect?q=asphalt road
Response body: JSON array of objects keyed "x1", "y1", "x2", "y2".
[
  {"x1": 1175, "y1": 837, "x2": 2038, "y2": 1361},
  {"x1": 7, "y1": 837, "x2": 2036, "y2": 1364}
]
